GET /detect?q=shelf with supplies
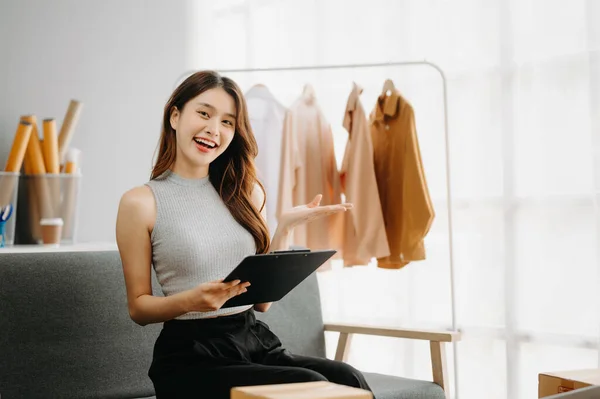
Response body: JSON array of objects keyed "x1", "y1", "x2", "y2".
[
  {"x1": 1, "y1": 100, "x2": 84, "y2": 248},
  {"x1": 0, "y1": 241, "x2": 117, "y2": 254}
]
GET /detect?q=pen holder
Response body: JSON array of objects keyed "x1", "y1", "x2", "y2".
[
  {"x1": 0, "y1": 171, "x2": 21, "y2": 247},
  {"x1": 15, "y1": 173, "x2": 82, "y2": 245}
]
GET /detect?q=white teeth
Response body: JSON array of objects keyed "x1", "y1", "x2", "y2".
[{"x1": 194, "y1": 137, "x2": 216, "y2": 148}]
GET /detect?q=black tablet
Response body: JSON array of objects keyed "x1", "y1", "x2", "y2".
[{"x1": 221, "y1": 249, "x2": 336, "y2": 308}]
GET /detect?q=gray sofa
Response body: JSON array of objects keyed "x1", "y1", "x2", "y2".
[
  {"x1": 545, "y1": 386, "x2": 600, "y2": 398},
  {"x1": 0, "y1": 249, "x2": 458, "y2": 398}
]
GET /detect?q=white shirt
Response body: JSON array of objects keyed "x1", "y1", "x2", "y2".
[{"x1": 245, "y1": 84, "x2": 287, "y2": 233}]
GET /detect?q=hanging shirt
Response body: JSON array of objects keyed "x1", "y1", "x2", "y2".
[
  {"x1": 369, "y1": 88, "x2": 435, "y2": 269},
  {"x1": 340, "y1": 83, "x2": 390, "y2": 266},
  {"x1": 245, "y1": 84, "x2": 287, "y2": 233},
  {"x1": 276, "y1": 84, "x2": 343, "y2": 256}
]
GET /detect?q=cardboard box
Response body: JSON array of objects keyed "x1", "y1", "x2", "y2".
[
  {"x1": 231, "y1": 381, "x2": 373, "y2": 399},
  {"x1": 539, "y1": 369, "x2": 600, "y2": 398}
]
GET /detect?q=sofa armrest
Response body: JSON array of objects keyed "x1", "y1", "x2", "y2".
[
  {"x1": 324, "y1": 323, "x2": 460, "y2": 397},
  {"x1": 324, "y1": 323, "x2": 460, "y2": 342}
]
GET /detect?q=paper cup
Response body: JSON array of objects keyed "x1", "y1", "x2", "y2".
[{"x1": 40, "y1": 217, "x2": 63, "y2": 246}]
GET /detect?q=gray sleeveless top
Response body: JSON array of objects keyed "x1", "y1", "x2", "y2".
[{"x1": 145, "y1": 170, "x2": 255, "y2": 319}]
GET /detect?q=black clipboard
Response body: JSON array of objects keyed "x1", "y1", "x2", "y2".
[{"x1": 221, "y1": 249, "x2": 336, "y2": 308}]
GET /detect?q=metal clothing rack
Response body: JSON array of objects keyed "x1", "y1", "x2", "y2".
[{"x1": 176, "y1": 60, "x2": 458, "y2": 396}]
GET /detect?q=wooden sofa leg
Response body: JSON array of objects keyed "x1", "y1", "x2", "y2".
[
  {"x1": 430, "y1": 341, "x2": 449, "y2": 398},
  {"x1": 335, "y1": 332, "x2": 353, "y2": 362}
]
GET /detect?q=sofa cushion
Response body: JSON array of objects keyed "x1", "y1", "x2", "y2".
[
  {"x1": 137, "y1": 374, "x2": 446, "y2": 399},
  {"x1": 0, "y1": 250, "x2": 161, "y2": 399},
  {"x1": 364, "y1": 372, "x2": 446, "y2": 399}
]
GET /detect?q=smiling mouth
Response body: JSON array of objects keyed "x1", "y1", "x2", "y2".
[{"x1": 193, "y1": 137, "x2": 218, "y2": 149}]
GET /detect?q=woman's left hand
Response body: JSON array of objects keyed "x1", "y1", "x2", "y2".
[{"x1": 277, "y1": 194, "x2": 353, "y2": 233}]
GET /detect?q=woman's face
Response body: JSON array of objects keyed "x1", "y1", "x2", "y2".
[{"x1": 170, "y1": 87, "x2": 237, "y2": 177}]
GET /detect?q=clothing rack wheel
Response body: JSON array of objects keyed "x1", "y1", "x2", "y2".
[{"x1": 175, "y1": 60, "x2": 460, "y2": 398}]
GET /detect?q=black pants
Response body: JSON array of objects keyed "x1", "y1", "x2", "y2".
[{"x1": 149, "y1": 308, "x2": 374, "y2": 398}]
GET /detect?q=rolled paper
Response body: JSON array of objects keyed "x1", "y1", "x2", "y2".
[
  {"x1": 42, "y1": 119, "x2": 61, "y2": 223},
  {"x1": 21, "y1": 115, "x2": 46, "y2": 175},
  {"x1": 20, "y1": 116, "x2": 52, "y2": 224},
  {"x1": 21, "y1": 116, "x2": 52, "y2": 228},
  {"x1": 61, "y1": 148, "x2": 81, "y2": 240},
  {"x1": 33, "y1": 174, "x2": 54, "y2": 229},
  {"x1": 58, "y1": 100, "x2": 83, "y2": 165},
  {"x1": 22, "y1": 124, "x2": 34, "y2": 175},
  {"x1": 42, "y1": 118, "x2": 60, "y2": 174},
  {"x1": 26, "y1": 176, "x2": 42, "y2": 243},
  {"x1": 39, "y1": 138, "x2": 44, "y2": 166},
  {"x1": 4, "y1": 121, "x2": 33, "y2": 172},
  {"x1": 64, "y1": 148, "x2": 81, "y2": 174},
  {"x1": 23, "y1": 151, "x2": 32, "y2": 174},
  {"x1": 1, "y1": 121, "x2": 32, "y2": 207}
]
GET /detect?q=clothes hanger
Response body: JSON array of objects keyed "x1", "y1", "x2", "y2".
[
  {"x1": 302, "y1": 83, "x2": 315, "y2": 98},
  {"x1": 381, "y1": 78, "x2": 395, "y2": 97},
  {"x1": 247, "y1": 83, "x2": 271, "y2": 96},
  {"x1": 248, "y1": 83, "x2": 267, "y2": 91}
]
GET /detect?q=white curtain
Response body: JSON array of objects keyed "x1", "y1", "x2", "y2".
[{"x1": 192, "y1": 1, "x2": 600, "y2": 397}]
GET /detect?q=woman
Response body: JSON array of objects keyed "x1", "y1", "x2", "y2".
[{"x1": 115, "y1": 70, "x2": 375, "y2": 398}]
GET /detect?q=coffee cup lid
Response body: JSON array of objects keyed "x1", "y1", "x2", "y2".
[{"x1": 40, "y1": 218, "x2": 64, "y2": 226}]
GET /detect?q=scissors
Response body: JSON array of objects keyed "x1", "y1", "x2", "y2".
[
  {"x1": 0, "y1": 204, "x2": 12, "y2": 247},
  {"x1": 1, "y1": 204, "x2": 13, "y2": 222}
]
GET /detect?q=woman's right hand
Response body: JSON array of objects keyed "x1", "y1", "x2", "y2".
[{"x1": 187, "y1": 279, "x2": 251, "y2": 312}]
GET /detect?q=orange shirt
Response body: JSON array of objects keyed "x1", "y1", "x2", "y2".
[{"x1": 370, "y1": 89, "x2": 434, "y2": 269}]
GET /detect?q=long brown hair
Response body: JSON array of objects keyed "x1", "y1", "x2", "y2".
[{"x1": 151, "y1": 70, "x2": 270, "y2": 254}]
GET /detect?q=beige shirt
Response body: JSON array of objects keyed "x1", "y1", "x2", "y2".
[
  {"x1": 276, "y1": 84, "x2": 343, "y2": 257},
  {"x1": 340, "y1": 83, "x2": 390, "y2": 266},
  {"x1": 370, "y1": 88, "x2": 435, "y2": 269}
]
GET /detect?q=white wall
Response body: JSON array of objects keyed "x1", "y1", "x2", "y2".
[{"x1": 0, "y1": 0, "x2": 201, "y2": 243}]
